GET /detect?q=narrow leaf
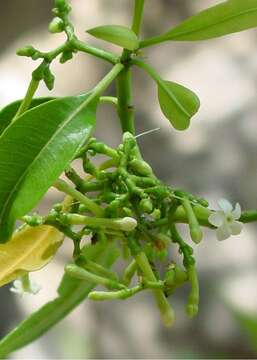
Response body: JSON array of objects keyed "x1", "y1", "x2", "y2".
[
  {"x1": 87, "y1": 25, "x2": 139, "y2": 50},
  {"x1": 0, "y1": 243, "x2": 119, "y2": 357},
  {"x1": 0, "y1": 97, "x2": 53, "y2": 136},
  {"x1": 165, "y1": 0, "x2": 257, "y2": 41},
  {"x1": 0, "y1": 225, "x2": 64, "y2": 286},
  {"x1": 0, "y1": 94, "x2": 97, "y2": 242},
  {"x1": 158, "y1": 80, "x2": 200, "y2": 130}
]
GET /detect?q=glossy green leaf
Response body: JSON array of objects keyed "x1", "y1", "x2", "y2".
[
  {"x1": 0, "y1": 94, "x2": 97, "y2": 242},
  {"x1": 87, "y1": 25, "x2": 139, "y2": 50},
  {"x1": 0, "y1": 97, "x2": 53, "y2": 136},
  {"x1": 0, "y1": 242, "x2": 119, "y2": 357},
  {"x1": 158, "y1": 80, "x2": 200, "y2": 130},
  {"x1": 165, "y1": 0, "x2": 257, "y2": 41}
]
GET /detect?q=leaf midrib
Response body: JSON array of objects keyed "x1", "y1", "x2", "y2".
[{"x1": 0, "y1": 97, "x2": 91, "y2": 225}]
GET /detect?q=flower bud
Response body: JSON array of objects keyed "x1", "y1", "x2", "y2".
[
  {"x1": 129, "y1": 158, "x2": 153, "y2": 176},
  {"x1": 16, "y1": 45, "x2": 37, "y2": 57},
  {"x1": 150, "y1": 208, "x2": 161, "y2": 220},
  {"x1": 116, "y1": 217, "x2": 137, "y2": 231},
  {"x1": 43, "y1": 67, "x2": 55, "y2": 90},
  {"x1": 139, "y1": 198, "x2": 153, "y2": 213},
  {"x1": 48, "y1": 17, "x2": 64, "y2": 33}
]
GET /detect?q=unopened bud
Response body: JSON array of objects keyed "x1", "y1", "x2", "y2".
[
  {"x1": 48, "y1": 17, "x2": 65, "y2": 33},
  {"x1": 16, "y1": 45, "x2": 37, "y2": 57},
  {"x1": 116, "y1": 217, "x2": 137, "y2": 231},
  {"x1": 129, "y1": 158, "x2": 153, "y2": 176},
  {"x1": 139, "y1": 198, "x2": 153, "y2": 213},
  {"x1": 43, "y1": 67, "x2": 55, "y2": 90}
]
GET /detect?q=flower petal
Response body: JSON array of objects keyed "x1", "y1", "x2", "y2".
[
  {"x1": 230, "y1": 221, "x2": 243, "y2": 236},
  {"x1": 216, "y1": 224, "x2": 231, "y2": 241},
  {"x1": 232, "y1": 203, "x2": 241, "y2": 220},
  {"x1": 208, "y1": 211, "x2": 225, "y2": 227},
  {"x1": 218, "y1": 198, "x2": 233, "y2": 214}
]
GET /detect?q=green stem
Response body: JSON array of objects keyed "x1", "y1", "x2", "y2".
[
  {"x1": 122, "y1": 259, "x2": 138, "y2": 286},
  {"x1": 132, "y1": 0, "x2": 145, "y2": 36},
  {"x1": 12, "y1": 78, "x2": 39, "y2": 121},
  {"x1": 65, "y1": 264, "x2": 125, "y2": 290},
  {"x1": 89, "y1": 285, "x2": 142, "y2": 301},
  {"x1": 240, "y1": 210, "x2": 257, "y2": 223},
  {"x1": 72, "y1": 39, "x2": 119, "y2": 64},
  {"x1": 135, "y1": 252, "x2": 175, "y2": 327},
  {"x1": 139, "y1": 34, "x2": 168, "y2": 49},
  {"x1": 78, "y1": 257, "x2": 119, "y2": 281},
  {"x1": 54, "y1": 179, "x2": 104, "y2": 217},
  {"x1": 116, "y1": 67, "x2": 135, "y2": 134},
  {"x1": 115, "y1": 0, "x2": 146, "y2": 135},
  {"x1": 77, "y1": 63, "x2": 124, "y2": 116},
  {"x1": 61, "y1": 213, "x2": 137, "y2": 232}
]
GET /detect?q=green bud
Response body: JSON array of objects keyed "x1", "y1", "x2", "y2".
[
  {"x1": 53, "y1": 203, "x2": 63, "y2": 212},
  {"x1": 16, "y1": 45, "x2": 37, "y2": 57},
  {"x1": 164, "y1": 265, "x2": 175, "y2": 288},
  {"x1": 23, "y1": 214, "x2": 43, "y2": 227},
  {"x1": 43, "y1": 67, "x2": 55, "y2": 90},
  {"x1": 129, "y1": 158, "x2": 153, "y2": 176},
  {"x1": 139, "y1": 198, "x2": 153, "y2": 213},
  {"x1": 60, "y1": 50, "x2": 73, "y2": 63},
  {"x1": 150, "y1": 208, "x2": 161, "y2": 220},
  {"x1": 48, "y1": 17, "x2": 65, "y2": 33},
  {"x1": 122, "y1": 207, "x2": 133, "y2": 216},
  {"x1": 186, "y1": 303, "x2": 198, "y2": 318},
  {"x1": 123, "y1": 132, "x2": 136, "y2": 154},
  {"x1": 174, "y1": 266, "x2": 188, "y2": 285}
]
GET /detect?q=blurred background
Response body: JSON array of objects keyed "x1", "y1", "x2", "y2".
[{"x1": 1, "y1": 0, "x2": 257, "y2": 358}]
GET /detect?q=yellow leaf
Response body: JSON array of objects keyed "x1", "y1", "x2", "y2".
[{"x1": 0, "y1": 225, "x2": 64, "y2": 287}]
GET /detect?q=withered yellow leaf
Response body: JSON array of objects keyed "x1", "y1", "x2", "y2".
[{"x1": 0, "y1": 225, "x2": 64, "y2": 287}]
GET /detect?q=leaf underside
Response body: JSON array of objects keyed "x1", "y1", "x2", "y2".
[
  {"x1": 0, "y1": 225, "x2": 64, "y2": 286},
  {"x1": 0, "y1": 94, "x2": 97, "y2": 242}
]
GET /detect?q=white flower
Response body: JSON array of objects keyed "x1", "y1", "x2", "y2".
[
  {"x1": 208, "y1": 198, "x2": 243, "y2": 241},
  {"x1": 10, "y1": 275, "x2": 41, "y2": 296}
]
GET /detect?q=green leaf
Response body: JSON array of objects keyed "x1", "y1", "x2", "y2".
[
  {"x1": 164, "y1": 0, "x2": 257, "y2": 41},
  {"x1": 0, "y1": 97, "x2": 53, "y2": 136},
  {"x1": 158, "y1": 80, "x2": 200, "y2": 130},
  {"x1": 87, "y1": 25, "x2": 139, "y2": 51},
  {"x1": 0, "y1": 94, "x2": 97, "y2": 242},
  {"x1": 0, "y1": 242, "x2": 119, "y2": 358}
]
